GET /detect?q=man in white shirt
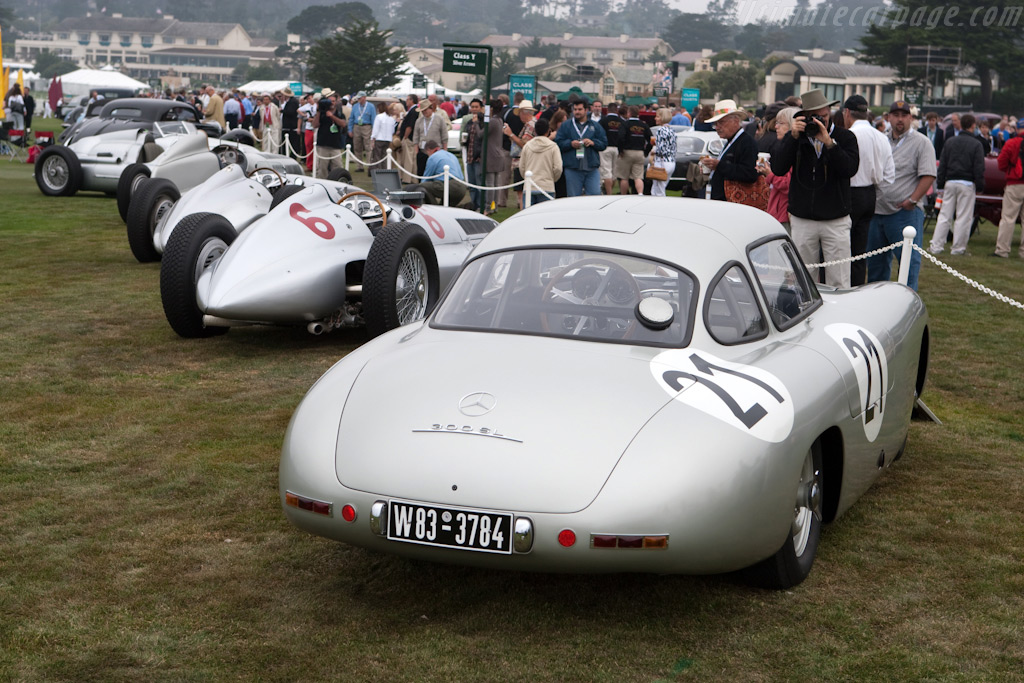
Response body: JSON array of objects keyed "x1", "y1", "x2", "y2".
[
  {"x1": 843, "y1": 95, "x2": 895, "y2": 286},
  {"x1": 298, "y1": 94, "x2": 318, "y2": 171}
]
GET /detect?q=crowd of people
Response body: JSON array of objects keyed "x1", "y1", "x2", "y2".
[{"x1": 11, "y1": 79, "x2": 1023, "y2": 279}]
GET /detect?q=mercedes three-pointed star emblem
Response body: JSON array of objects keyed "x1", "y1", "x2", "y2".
[{"x1": 459, "y1": 392, "x2": 497, "y2": 417}]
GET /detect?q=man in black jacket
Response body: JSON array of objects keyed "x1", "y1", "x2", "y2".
[
  {"x1": 770, "y1": 89, "x2": 860, "y2": 288},
  {"x1": 703, "y1": 99, "x2": 759, "y2": 202},
  {"x1": 928, "y1": 113, "x2": 985, "y2": 255}
]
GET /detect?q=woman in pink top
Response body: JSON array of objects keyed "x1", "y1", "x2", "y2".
[{"x1": 764, "y1": 107, "x2": 799, "y2": 232}]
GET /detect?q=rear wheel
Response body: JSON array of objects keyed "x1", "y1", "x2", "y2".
[
  {"x1": 160, "y1": 213, "x2": 235, "y2": 338},
  {"x1": 35, "y1": 146, "x2": 82, "y2": 197},
  {"x1": 117, "y1": 163, "x2": 152, "y2": 222},
  {"x1": 327, "y1": 167, "x2": 353, "y2": 183},
  {"x1": 127, "y1": 178, "x2": 180, "y2": 263},
  {"x1": 746, "y1": 441, "x2": 823, "y2": 589},
  {"x1": 363, "y1": 221, "x2": 439, "y2": 338}
]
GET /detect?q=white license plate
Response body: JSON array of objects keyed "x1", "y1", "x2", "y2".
[{"x1": 387, "y1": 500, "x2": 513, "y2": 554}]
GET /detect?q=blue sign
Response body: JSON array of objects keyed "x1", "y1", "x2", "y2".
[
  {"x1": 509, "y1": 74, "x2": 536, "y2": 103},
  {"x1": 681, "y1": 88, "x2": 700, "y2": 113},
  {"x1": 289, "y1": 82, "x2": 303, "y2": 96}
]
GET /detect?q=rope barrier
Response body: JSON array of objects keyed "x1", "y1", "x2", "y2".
[{"x1": 913, "y1": 244, "x2": 1024, "y2": 310}]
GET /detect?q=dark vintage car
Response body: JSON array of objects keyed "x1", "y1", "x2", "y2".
[{"x1": 59, "y1": 98, "x2": 221, "y2": 145}]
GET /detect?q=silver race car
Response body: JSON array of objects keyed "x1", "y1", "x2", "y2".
[
  {"x1": 279, "y1": 196, "x2": 930, "y2": 589},
  {"x1": 159, "y1": 172, "x2": 496, "y2": 339}
]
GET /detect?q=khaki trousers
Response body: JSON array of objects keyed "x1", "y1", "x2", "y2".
[{"x1": 995, "y1": 183, "x2": 1024, "y2": 257}]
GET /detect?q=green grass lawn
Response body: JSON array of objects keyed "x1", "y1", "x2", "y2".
[{"x1": 1, "y1": 140, "x2": 1023, "y2": 681}]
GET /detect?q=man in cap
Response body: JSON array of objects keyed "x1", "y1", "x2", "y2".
[
  {"x1": 704, "y1": 99, "x2": 759, "y2": 202},
  {"x1": 412, "y1": 99, "x2": 446, "y2": 177},
  {"x1": 865, "y1": 100, "x2": 936, "y2": 290},
  {"x1": 843, "y1": 94, "x2": 894, "y2": 285},
  {"x1": 348, "y1": 91, "x2": 375, "y2": 170},
  {"x1": 279, "y1": 87, "x2": 301, "y2": 162},
  {"x1": 770, "y1": 88, "x2": 860, "y2": 289}
]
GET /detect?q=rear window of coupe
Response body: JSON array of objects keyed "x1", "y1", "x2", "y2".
[
  {"x1": 432, "y1": 248, "x2": 696, "y2": 347},
  {"x1": 107, "y1": 108, "x2": 143, "y2": 119}
]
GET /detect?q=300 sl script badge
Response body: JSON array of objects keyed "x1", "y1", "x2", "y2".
[
  {"x1": 651, "y1": 349, "x2": 794, "y2": 442},
  {"x1": 412, "y1": 423, "x2": 522, "y2": 443}
]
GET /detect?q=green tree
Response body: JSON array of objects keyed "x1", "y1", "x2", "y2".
[
  {"x1": 661, "y1": 13, "x2": 732, "y2": 53},
  {"x1": 287, "y1": 3, "x2": 374, "y2": 39},
  {"x1": 860, "y1": 0, "x2": 1023, "y2": 107},
  {"x1": 0, "y1": 3, "x2": 14, "y2": 31},
  {"x1": 708, "y1": 63, "x2": 761, "y2": 101},
  {"x1": 33, "y1": 49, "x2": 78, "y2": 79},
  {"x1": 491, "y1": 50, "x2": 520, "y2": 92},
  {"x1": 388, "y1": 0, "x2": 449, "y2": 48},
  {"x1": 307, "y1": 18, "x2": 405, "y2": 96},
  {"x1": 519, "y1": 37, "x2": 560, "y2": 64}
]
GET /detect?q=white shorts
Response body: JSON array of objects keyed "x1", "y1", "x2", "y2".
[{"x1": 599, "y1": 148, "x2": 619, "y2": 180}]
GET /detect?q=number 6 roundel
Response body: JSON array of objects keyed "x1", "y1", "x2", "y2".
[{"x1": 289, "y1": 202, "x2": 336, "y2": 240}]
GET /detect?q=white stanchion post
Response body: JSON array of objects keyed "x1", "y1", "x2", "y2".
[
  {"x1": 523, "y1": 171, "x2": 533, "y2": 209},
  {"x1": 345, "y1": 144, "x2": 352, "y2": 172},
  {"x1": 897, "y1": 226, "x2": 916, "y2": 286},
  {"x1": 386, "y1": 147, "x2": 393, "y2": 170},
  {"x1": 443, "y1": 165, "x2": 451, "y2": 207},
  {"x1": 312, "y1": 140, "x2": 318, "y2": 179}
]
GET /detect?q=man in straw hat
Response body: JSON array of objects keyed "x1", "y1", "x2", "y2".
[
  {"x1": 770, "y1": 88, "x2": 860, "y2": 289},
  {"x1": 703, "y1": 99, "x2": 759, "y2": 202},
  {"x1": 504, "y1": 99, "x2": 537, "y2": 208}
]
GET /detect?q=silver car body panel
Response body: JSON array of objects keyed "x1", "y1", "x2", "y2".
[
  {"x1": 279, "y1": 196, "x2": 929, "y2": 574},
  {"x1": 183, "y1": 178, "x2": 491, "y2": 326}
]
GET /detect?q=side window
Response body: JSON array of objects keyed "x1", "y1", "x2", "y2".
[
  {"x1": 749, "y1": 239, "x2": 821, "y2": 329},
  {"x1": 704, "y1": 264, "x2": 767, "y2": 344}
]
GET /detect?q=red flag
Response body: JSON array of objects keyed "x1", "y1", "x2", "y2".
[{"x1": 49, "y1": 77, "x2": 63, "y2": 114}]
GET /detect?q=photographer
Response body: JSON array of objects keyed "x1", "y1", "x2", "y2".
[
  {"x1": 311, "y1": 91, "x2": 348, "y2": 178},
  {"x1": 771, "y1": 89, "x2": 860, "y2": 288}
]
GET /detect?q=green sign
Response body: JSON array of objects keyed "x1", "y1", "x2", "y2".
[
  {"x1": 653, "y1": 86, "x2": 669, "y2": 98},
  {"x1": 289, "y1": 82, "x2": 303, "y2": 96},
  {"x1": 509, "y1": 74, "x2": 536, "y2": 102},
  {"x1": 681, "y1": 88, "x2": 700, "y2": 112},
  {"x1": 412, "y1": 74, "x2": 426, "y2": 89},
  {"x1": 444, "y1": 47, "x2": 488, "y2": 75},
  {"x1": 435, "y1": 87, "x2": 446, "y2": 98}
]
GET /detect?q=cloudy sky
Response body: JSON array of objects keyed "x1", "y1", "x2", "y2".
[{"x1": 665, "y1": 0, "x2": 804, "y2": 22}]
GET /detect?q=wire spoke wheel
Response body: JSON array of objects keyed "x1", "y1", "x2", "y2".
[
  {"x1": 42, "y1": 156, "x2": 69, "y2": 191},
  {"x1": 395, "y1": 248, "x2": 429, "y2": 325}
]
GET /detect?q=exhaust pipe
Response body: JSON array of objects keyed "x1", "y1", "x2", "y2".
[{"x1": 307, "y1": 321, "x2": 325, "y2": 335}]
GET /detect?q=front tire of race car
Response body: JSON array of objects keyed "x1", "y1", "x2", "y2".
[
  {"x1": 327, "y1": 167, "x2": 353, "y2": 183},
  {"x1": 746, "y1": 440, "x2": 823, "y2": 589},
  {"x1": 117, "y1": 163, "x2": 152, "y2": 223},
  {"x1": 35, "y1": 146, "x2": 83, "y2": 197},
  {"x1": 127, "y1": 178, "x2": 180, "y2": 263},
  {"x1": 363, "y1": 221, "x2": 439, "y2": 338},
  {"x1": 160, "y1": 212, "x2": 235, "y2": 338}
]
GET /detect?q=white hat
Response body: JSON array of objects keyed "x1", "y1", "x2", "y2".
[{"x1": 706, "y1": 99, "x2": 747, "y2": 123}]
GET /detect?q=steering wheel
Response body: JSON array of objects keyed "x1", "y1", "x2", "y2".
[
  {"x1": 247, "y1": 166, "x2": 285, "y2": 189},
  {"x1": 540, "y1": 257, "x2": 640, "y2": 338},
  {"x1": 337, "y1": 190, "x2": 388, "y2": 228},
  {"x1": 214, "y1": 145, "x2": 246, "y2": 170}
]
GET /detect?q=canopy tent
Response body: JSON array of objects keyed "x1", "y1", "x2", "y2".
[
  {"x1": 58, "y1": 68, "x2": 150, "y2": 99},
  {"x1": 371, "y1": 63, "x2": 480, "y2": 101},
  {"x1": 625, "y1": 95, "x2": 659, "y2": 106},
  {"x1": 556, "y1": 86, "x2": 598, "y2": 102},
  {"x1": 237, "y1": 80, "x2": 314, "y2": 96}
]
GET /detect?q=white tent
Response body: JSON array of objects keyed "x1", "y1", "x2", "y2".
[
  {"x1": 58, "y1": 68, "x2": 150, "y2": 99},
  {"x1": 372, "y1": 63, "x2": 480, "y2": 100},
  {"x1": 237, "y1": 80, "x2": 314, "y2": 96}
]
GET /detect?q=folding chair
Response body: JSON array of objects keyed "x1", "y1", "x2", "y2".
[{"x1": 1, "y1": 126, "x2": 28, "y2": 162}]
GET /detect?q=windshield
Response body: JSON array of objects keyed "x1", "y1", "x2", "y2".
[
  {"x1": 152, "y1": 121, "x2": 193, "y2": 137},
  {"x1": 432, "y1": 248, "x2": 695, "y2": 346}
]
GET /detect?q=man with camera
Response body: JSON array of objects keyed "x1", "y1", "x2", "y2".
[
  {"x1": 770, "y1": 89, "x2": 860, "y2": 289},
  {"x1": 310, "y1": 90, "x2": 348, "y2": 178}
]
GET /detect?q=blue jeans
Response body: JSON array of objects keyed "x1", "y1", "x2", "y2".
[
  {"x1": 866, "y1": 207, "x2": 924, "y2": 290},
  {"x1": 466, "y1": 161, "x2": 481, "y2": 210},
  {"x1": 529, "y1": 191, "x2": 552, "y2": 206},
  {"x1": 564, "y1": 168, "x2": 601, "y2": 197}
]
